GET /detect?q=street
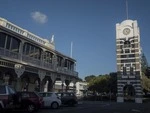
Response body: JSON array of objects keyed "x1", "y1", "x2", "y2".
[{"x1": 37, "y1": 101, "x2": 150, "y2": 113}]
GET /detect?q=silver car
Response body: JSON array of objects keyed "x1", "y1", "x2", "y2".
[{"x1": 38, "y1": 92, "x2": 61, "y2": 109}]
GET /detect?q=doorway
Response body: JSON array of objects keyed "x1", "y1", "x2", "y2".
[{"x1": 123, "y1": 85, "x2": 135, "y2": 102}]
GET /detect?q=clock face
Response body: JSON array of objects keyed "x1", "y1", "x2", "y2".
[{"x1": 123, "y1": 28, "x2": 130, "y2": 35}]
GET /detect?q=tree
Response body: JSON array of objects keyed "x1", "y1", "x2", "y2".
[
  {"x1": 141, "y1": 53, "x2": 150, "y2": 93},
  {"x1": 142, "y1": 73, "x2": 150, "y2": 94},
  {"x1": 78, "y1": 78, "x2": 83, "y2": 82},
  {"x1": 84, "y1": 73, "x2": 117, "y2": 95},
  {"x1": 87, "y1": 75, "x2": 111, "y2": 93},
  {"x1": 109, "y1": 72, "x2": 117, "y2": 94},
  {"x1": 84, "y1": 75, "x2": 96, "y2": 83},
  {"x1": 141, "y1": 53, "x2": 148, "y2": 74}
]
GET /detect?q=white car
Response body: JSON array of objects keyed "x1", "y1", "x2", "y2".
[{"x1": 38, "y1": 92, "x2": 61, "y2": 109}]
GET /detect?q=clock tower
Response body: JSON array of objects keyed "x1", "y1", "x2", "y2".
[{"x1": 116, "y1": 20, "x2": 143, "y2": 103}]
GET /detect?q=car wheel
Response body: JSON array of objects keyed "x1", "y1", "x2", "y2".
[
  {"x1": 27, "y1": 104, "x2": 35, "y2": 113},
  {"x1": 51, "y1": 102, "x2": 59, "y2": 109}
]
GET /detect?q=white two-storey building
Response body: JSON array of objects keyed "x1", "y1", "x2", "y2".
[{"x1": 0, "y1": 17, "x2": 78, "y2": 92}]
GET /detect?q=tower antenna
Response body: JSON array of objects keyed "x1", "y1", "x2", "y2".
[{"x1": 126, "y1": 0, "x2": 129, "y2": 19}]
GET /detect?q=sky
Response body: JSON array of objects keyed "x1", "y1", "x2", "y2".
[{"x1": 0, "y1": 0, "x2": 150, "y2": 79}]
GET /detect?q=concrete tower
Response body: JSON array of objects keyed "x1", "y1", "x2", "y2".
[{"x1": 116, "y1": 20, "x2": 143, "y2": 103}]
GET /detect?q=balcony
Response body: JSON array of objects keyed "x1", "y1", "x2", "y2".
[
  {"x1": 0, "y1": 47, "x2": 78, "y2": 77},
  {"x1": 57, "y1": 67, "x2": 78, "y2": 77}
]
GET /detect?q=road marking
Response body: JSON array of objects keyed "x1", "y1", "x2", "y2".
[{"x1": 131, "y1": 109, "x2": 141, "y2": 112}]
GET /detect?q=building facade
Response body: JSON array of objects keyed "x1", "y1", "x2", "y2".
[
  {"x1": 0, "y1": 17, "x2": 78, "y2": 92},
  {"x1": 54, "y1": 81, "x2": 88, "y2": 98},
  {"x1": 116, "y1": 20, "x2": 143, "y2": 103}
]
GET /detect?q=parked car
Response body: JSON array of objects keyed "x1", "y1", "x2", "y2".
[
  {"x1": 0, "y1": 85, "x2": 43, "y2": 113},
  {"x1": 56, "y1": 92, "x2": 78, "y2": 106},
  {"x1": 0, "y1": 85, "x2": 17, "y2": 112},
  {"x1": 38, "y1": 92, "x2": 61, "y2": 109},
  {"x1": 0, "y1": 99, "x2": 4, "y2": 113},
  {"x1": 17, "y1": 91, "x2": 44, "y2": 112}
]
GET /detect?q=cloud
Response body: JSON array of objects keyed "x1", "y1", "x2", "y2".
[{"x1": 31, "y1": 11, "x2": 48, "y2": 24}]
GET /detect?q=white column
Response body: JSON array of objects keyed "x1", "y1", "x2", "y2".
[
  {"x1": 51, "y1": 73, "x2": 57, "y2": 91},
  {"x1": 19, "y1": 41, "x2": 24, "y2": 61},
  {"x1": 38, "y1": 70, "x2": 46, "y2": 92},
  {"x1": 61, "y1": 76, "x2": 66, "y2": 92},
  {"x1": 14, "y1": 64, "x2": 25, "y2": 91}
]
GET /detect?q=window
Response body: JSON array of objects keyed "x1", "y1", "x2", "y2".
[
  {"x1": 23, "y1": 43, "x2": 41, "y2": 60},
  {"x1": 63, "y1": 93, "x2": 70, "y2": 97},
  {"x1": 124, "y1": 41, "x2": 131, "y2": 48},
  {"x1": 121, "y1": 59, "x2": 136, "y2": 63},
  {"x1": 121, "y1": 55, "x2": 127, "y2": 58},
  {"x1": 57, "y1": 55, "x2": 63, "y2": 67},
  {"x1": 43, "y1": 51, "x2": 53, "y2": 63},
  {"x1": 120, "y1": 41, "x2": 123, "y2": 44},
  {"x1": 121, "y1": 54, "x2": 135, "y2": 58},
  {"x1": 131, "y1": 40, "x2": 134, "y2": 43},
  {"x1": 47, "y1": 93, "x2": 52, "y2": 97},
  {"x1": 130, "y1": 67, "x2": 134, "y2": 75},
  {"x1": 120, "y1": 45, "x2": 123, "y2": 49},
  {"x1": 123, "y1": 67, "x2": 126, "y2": 75},
  {"x1": 131, "y1": 44, "x2": 135, "y2": 48},
  {"x1": 6, "y1": 35, "x2": 11, "y2": 50},
  {"x1": 0, "y1": 32, "x2": 6, "y2": 48},
  {"x1": 39, "y1": 93, "x2": 45, "y2": 97},
  {"x1": 11, "y1": 37, "x2": 20, "y2": 53},
  {"x1": 125, "y1": 64, "x2": 130, "y2": 67},
  {"x1": 129, "y1": 54, "x2": 135, "y2": 58},
  {"x1": 26, "y1": 44, "x2": 30, "y2": 55},
  {"x1": 29, "y1": 46, "x2": 35, "y2": 57},
  {"x1": 121, "y1": 49, "x2": 124, "y2": 53},
  {"x1": 131, "y1": 50, "x2": 135, "y2": 53},
  {"x1": 35, "y1": 47, "x2": 40, "y2": 59},
  {"x1": 125, "y1": 49, "x2": 130, "y2": 53},
  {"x1": 4, "y1": 35, "x2": 20, "y2": 53},
  {"x1": 56, "y1": 93, "x2": 61, "y2": 97},
  {"x1": 29, "y1": 92, "x2": 37, "y2": 98},
  {"x1": 8, "y1": 87, "x2": 16, "y2": 94}
]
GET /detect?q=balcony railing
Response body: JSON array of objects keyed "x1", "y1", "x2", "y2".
[
  {"x1": 0, "y1": 47, "x2": 78, "y2": 77},
  {"x1": 22, "y1": 55, "x2": 41, "y2": 66},
  {"x1": 0, "y1": 48, "x2": 21, "y2": 60},
  {"x1": 57, "y1": 67, "x2": 78, "y2": 77}
]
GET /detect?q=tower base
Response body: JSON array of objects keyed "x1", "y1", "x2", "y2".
[{"x1": 117, "y1": 97, "x2": 143, "y2": 103}]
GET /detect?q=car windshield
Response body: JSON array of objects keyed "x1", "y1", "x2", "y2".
[
  {"x1": 55, "y1": 93, "x2": 61, "y2": 97},
  {"x1": 39, "y1": 92, "x2": 52, "y2": 97},
  {"x1": 34, "y1": 91, "x2": 41, "y2": 97},
  {"x1": 8, "y1": 86, "x2": 16, "y2": 94}
]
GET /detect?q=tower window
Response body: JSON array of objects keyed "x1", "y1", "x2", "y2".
[
  {"x1": 125, "y1": 49, "x2": 130, "y2": 53},
  {"x1": 123, "y1": 67, "x2": 126, "y2": 75},
  {"x1": 130, "y1": 67, "x2": 134, "y2": 75},
  {"x1": 124, "y1": 41, "x2": 131, "y2": 48}
]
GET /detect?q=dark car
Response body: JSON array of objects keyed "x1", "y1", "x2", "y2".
[
  {"x1": 0, "y1": 85, "x2": 43, "y2": 113},
  {"x1": 56, "y1": 92, "x2": 78, "y2": 106},
  {"x1": 16, "y1": 91, "x2": 44, "y2": 112}
]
